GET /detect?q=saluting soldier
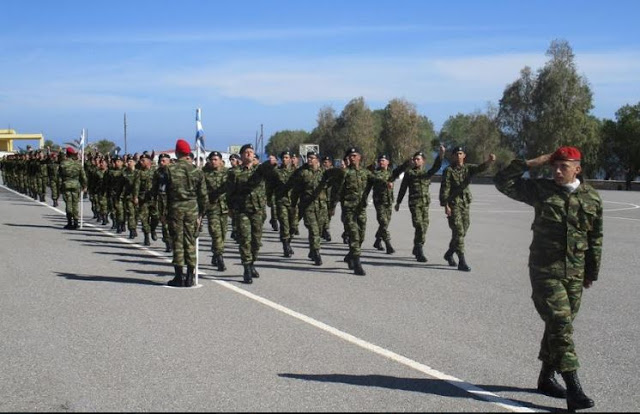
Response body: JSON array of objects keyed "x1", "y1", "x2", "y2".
[
  {"x1": 165, "y1": 139, "x2": 207, "y2": 288},
  {"x1": 394, "y1": 145, "x2": 445, "y2": 263},
  {"x1": 57, "y1": 147, "x2": 87, "y2": 229},
  {"x1": 439, "y1": 146, "x2": 495, "y2": 271},
  {"x1": 494, "y1": 146, "x2": 601, "y2": 412},
  {"x1": 202, "y1": 150, "x2": 229, "y2": 271},
  {"x1": 226, "y1": 144, "x2": 277, "y2": 284}
]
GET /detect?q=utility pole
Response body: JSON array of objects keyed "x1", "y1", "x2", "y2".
[{"x1": 124, "y1": 113, "x2": 128, "y2": 155}]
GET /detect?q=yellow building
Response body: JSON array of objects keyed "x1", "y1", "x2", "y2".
[{"x1": 0, "y1": 129, "x2": 44, "y2": 152}]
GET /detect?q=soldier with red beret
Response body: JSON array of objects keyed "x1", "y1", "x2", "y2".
[{"x1": 494, "y1": 146, "x2": 602, "y2": 411}]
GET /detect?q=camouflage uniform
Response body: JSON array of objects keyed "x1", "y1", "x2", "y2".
[
  {"x1": 202, "y1": 161, "x2": 229, "y2": 268},
  {"x1": 291, "y1": 162, "x2": 328, "y2": 262},
  {"x1": 94, "y1": 164, "x2": 109, "y2": 224},
  {"x1": 134, "y1": 164, "x2": 156, "y2": 243},
  {"x1": 57, "y1": 154, "x2": 87, "y2": 229},
  {"x1": 494, "y1": 159, "x2": 603, "y2": 373},
  {"x1": 47, "y1": 155, "x2": 60, "y2": 206},
  {"x1": 106, "y1": 164, "x2": 125, "y2": 232},
  {"x1": 152, "y1": 160, "x2": 172, "y2": 251},
  {"x1": 439, "y1": 160, "x2": 490, "y2": 258},
  {"x1": 396, "y1": 155, "x2": 442, "y2": 261},
  {"x1": 122, "y1": 166, "x2": 139, "y2": 237}
]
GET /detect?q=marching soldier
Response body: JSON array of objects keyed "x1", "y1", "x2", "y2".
[
  {"x1": 107, "y1": 156, "x2": 126, "y2": 233},
  {"x1": 47, "y1": 151, "x2": 60, "y2": 207},
  {"x1": 152, "y1": 154, "x2": 173, "y2": 252},
  {"x1": 394, "y1": 145, "x2": 445, "y2": 263},
  {"x1": 439, "y1": 146, "x2": 495, "y2": 271},
  {"x1": 123, "y1": 156, "x2": 139, "y2": 239},
  {"x1": 226, "y1": 144, "x2": 277, "y2": 284},
  {"x1": 494, "y1": 146, "x2": 601, "y2": 411},
  {"x1": 94, "y1": 157, "x2": 110, "y2": 225},
  {"x1": 57, "y1": 147, "x2": 87, "y2": 229},
  {"x1": 203, "y1": 151, "x2": 229, "y2": 271},
  {"x1": 271, "y1": 150, "x2": 296, "y2": 258},
  {"x1": 165, "y1": 139, "x2": 207, "y2": 288},
  {"x1": 228, "y1": 153, "x2": 241, "y2": 242},
  {"x1": 133, "y1": 154, "x2": 156, "y2": 246}
]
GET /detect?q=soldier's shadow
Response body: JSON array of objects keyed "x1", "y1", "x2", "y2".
[
  {"x1": 4, "y1": 222, "x2": 62, "y2": 230},
  {"x1": 55, "y1": 271, "x2": 165, "y2": 286},
  {"x1": 277, "y1": 373, "x2": 559, "y2": 412}
]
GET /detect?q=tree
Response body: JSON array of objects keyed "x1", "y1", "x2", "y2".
[
  {"x1": 609, "y1": 103, "x2": 640, "y2": 176},
  {"x1": 497, "y1": 40, "x2": 599, "y2": 165},
  {"x1": 43, "y1": 139, "x2": 61, "y2": 153},
  {"x1": 333, "y1": 97, "x2": 377, "y2": 164},
  {"x1": 309, "y1": 106, "x2": 337, "y2": 157},
  {"x1": 264, "y1": 130, "x2": 310, "y2": 157},
  {"x1": 93, "y1": 139, "x2": 117, "y2": 155},
  {"x1": 380, "y1": 98, "x2": 422, "y2": 164}
]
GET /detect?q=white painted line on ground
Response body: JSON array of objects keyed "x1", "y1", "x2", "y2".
[{"x1": 1, "y1": 183, "x2": 539, "y2": 412}]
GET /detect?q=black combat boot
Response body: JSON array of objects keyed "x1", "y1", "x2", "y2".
[
  {"x1": 217, "y1": 254, "x2": 226, "y2": 272},
  {"x1": 344, "y1": 253, "x2": 353, "y2": 270},
  {"x1": 111, "y1": 217, "x2": 117, "y2": 230},
  {"x1": 412, "y1": 245, "x2": 419, "y2": 256},
  {"x1": 101, "y1": 214, "x2": 108, "y2": 225},
  {"x1": 352, "y1": 256, "x2": 366, "y2": 276},
  {"x1": 561, "y1": 370, "x2": 594, "y2": 411},
  {"x1": 132, "y1": 229, "x2": 138, "y2": 238},
  {"x1": 167, "y1": 266, "x2": 185, "y2": 287},
  {"x1": 283, "y1": 241, "x2": 291, "y2": 258},
  {"x1": 53, "y1": 199, "x2": 58, "y2": 207},
  {"x1": 185, "y1": 266, "x2": 195, "y2": 287},
  {"x1": 270, "y1": 218, "x2": 279, "y2": 231},
  {"x1": 72, "y1": 218, "x2": 79, "y2": 230},
  {"x1": 373, "y1": 238, "x2": 384, "y2": 251},
  {"x1": 165, "y1": 241, "x2": 172, "y2": 252},
  {"x1": 312, "y1": 249, "x2": 322, "y2": 266},
  {"x1": 457, "y1": 253, "x2": 471, "y2": 272},
  {"x1": 211, "y1": 254, "x2": 218, "y2": 266},
  {"x1": 537, "y1": 362, "x2": 566, "y2": 399},
  {"x1": 63, "y1": 213, "x2": 73, "y2": 229},
  {"x1": 251, "y1": 263, "x2": 260, "y2": 278},
  {"x1": 40, "y1": 195, "x2": 46, "y2": 202},
  {"x1": 287, "y1": 240, "x2": 294, "y2": 256},
  {"x1": 415, "y1": 245, "x2": 427, "y2": 262},
  {"x1": 342, "y1": 233, "x2": 349, "y2": 244},
  {"x1": 444, "y1": 249, "x2": 457, "y2": 266},
  {"x1": 384, "y1": 240, "x2": 395, "y2": 254},
  {"x1": 143, "y1": 232, "x2": 151, "y2": 246},
  {"x1": 322, "y1": 228, "x2": 332, "y2": 242},
  {"x1": 243, "y1": 264, "x2": 253, "y2": 284},
  {"x1": 230, "y1": 230, "x2": 236, "y2": 240},
  {"x1": 151, "y1": 230, "x2": 157, "y2": 241},
  {"x1": 116, "y1": 222, "x2": 124, "y2": 234},
  {"x1": 128, "y1": 229, "x2": 135, "y2": 239}
]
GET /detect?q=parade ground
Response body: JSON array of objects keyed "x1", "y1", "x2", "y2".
[{"x1": 1, "y1": 181, "x2": 639, "y2": 412}]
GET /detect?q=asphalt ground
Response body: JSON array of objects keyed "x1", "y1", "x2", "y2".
[{"x1": 1, "y1": 179, "x2": 639, "y2": 412}]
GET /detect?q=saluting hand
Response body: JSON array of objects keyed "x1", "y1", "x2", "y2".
[
  {"x1": 438, "y1": 144, "x2": 446, "y2": 158},
  {"x1": 487, "y1": 153, "x2": 496, "y2": 163},
  {"x1": 526, "y1": 153, "x2": 552, "y2": 168}
]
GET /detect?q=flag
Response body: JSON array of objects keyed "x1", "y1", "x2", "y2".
[
  {"x1": 79, "y1": 129, "x2": 85, "y2": 148},
  {"x1": 195, "y1": 108, "x2": 205, "y2": 161}
]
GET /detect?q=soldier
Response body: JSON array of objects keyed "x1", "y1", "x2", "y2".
[
  {"x1": 494, "y1": 146, "x2": 601, "y2": 412},
  {"x1": 94, "y1": 157, "x2": 110, "y2": 225},
  {"x1": 272, "y1": 150, "x2": 296, "y2": 257},
  {"x1": 36, "y1": 151, "x2": 48, "y2": 202},
  {"x1": 228, "y1": 153, "x2": 241, "y2": 242},
  {"x1": 394, "y1": 145, "x2": 445, "y2": 263},
  {"x1": 133, "y1": 154, "x2": 156, "y2": 246},
  {"x1": 123, "y1": 156, "x2": 139, "y2": 239},
  {"x1": 364, "y1": 154, "x2": 407, "y2": 255},
  {"x1": 47, "y1": 152, "x2": 60, "y2": 207},
  {"x1": 57, "y1": 147, "x2": 87, "y2": 229},
  {"x1": 320, "y1": 155, "x2": 337, "y2": 242},
  {"x1": 291, "y1": 150, "x2": 328, "y2": 265},
  {"x1": 226, "y1": 144, "x2": 277, "y2": 284},
  {"x1": 165, "y1": 139, "x2": 207, "y2": 288},
  {"x1": 152, "y1": 154, "x2": 173, "y2": 252},
  {"x1": 439, "y1": 146, "x2": 495, "y2": 271},
  {"x1": 107, "y1": 156, "x2": 126, "y2": 233},
  {"x1": 203, "y1": 150, "x2": 229, "y2": 271}
]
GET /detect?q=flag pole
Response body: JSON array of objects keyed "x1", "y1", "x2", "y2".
[
  {"x1": 195, "y1": 108, "x2": 202, "y2": 287},
  {"x1": 80, "y1": 128, "x2": 85, "y2": 229}
]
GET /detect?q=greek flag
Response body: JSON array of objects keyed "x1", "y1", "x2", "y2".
[
  {"x1": 79, "y1": 128, "x2": 85, "y2": 148},
  {"x1": 195, "y1": 108, "x2": 205, "y2": 157}
]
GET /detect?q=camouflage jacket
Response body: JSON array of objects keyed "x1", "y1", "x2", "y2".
[
  {"x1": 122, "y1": 168, "x2": 138, "y2": 198},
  {"x1": 397, "y1": 156, "x2": 442, "y2": 207},
  {"x1": 166, "y1": 159, "x2": 207, "y2": 214},
  {"x1": 338, "y1": 165, "x2": 373, "y2": 210},
  {"x1": 106, "y1": 168, "x2": 125, "y2": 198},
  {"x1": 57, "y1": 158, "x2": 87, "y2": 191},
  {"x1": 494, "y1": 159, "x2": 603, "y2": 281},
  {"x1": 134, "y1": 167, "x2": 155, "y2": 202},
  {"x1": 202, "y1": 164, "x2": 228, "y2": 213},
  {"x1": 439, "y1": 161, "x2": 490, "y2": 208},
  {"x1": 272, "y1": 165, "x2": 295, "y2": 206},
  {"x1": 226, "y1": 161, "x2": 274, "y2": 214}
]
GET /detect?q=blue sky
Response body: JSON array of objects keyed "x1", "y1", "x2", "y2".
[{"x1": 1, "y1": 0, "x2": 639, "y2": 154}]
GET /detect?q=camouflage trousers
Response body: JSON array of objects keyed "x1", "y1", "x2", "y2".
[
  {"x1": 96, "y1": 193, "x2": 108, "y2": 215},
  {"x1": 124, "y1": 196, "x2": 138, "y2": 231},
  {"x1": 373, "y1": 202, "x2": 393, "y2": 242},
  {"x1": 169, "y1": 200, "x2": 199, "y2": 267},
  {"x1": 138, "y1": 197, "x2": 158, "y2": 234},
  {"x1": 110, "y1": 196, "x2": 124, "y2": 224},
  {"x1": 36, "y1": 175, "x2": 47, "y2": 198},
  {"x1": 409, "y1": 204, "x2": 430, "y2": 246},
  {"x1": 301, "y1": 201, "x2": 326, "y2": 251},
  {"x1": 157, "y1": 194, "x2": 170, "y2": 243},
  {"x1": 447, "y1": 205, "x2": 470, "y2": 254},
  {"x1": 234, "y1": 210, "x2": 264, "y2": 265},
  {"x1": 343, "y1": 206, "x2": 367, "y2": 257},
  {"x1": 276, "y1": 201, "x2": 295, "y2": 242},
  {"x1": 49, "y1": 179, "x2": 59, "y2": 201},
  {"x1": 206, "y1": 207, "x2": 228, "y2": 254},
  {"x1": 62, "y1": 188, "x2": 81, "y2": 219},
  {"x1": 531, "y1": 271, "x2": 584, "y2": 372}
]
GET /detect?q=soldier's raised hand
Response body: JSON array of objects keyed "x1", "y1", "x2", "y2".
[
  {"x1": 438, "y1": 144, "x2": 446, "y2": 158},
  {"x1": 487, "y1": 153, "x2": 496, "y2": 163}
]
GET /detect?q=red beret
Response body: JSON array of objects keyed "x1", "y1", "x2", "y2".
[
  {"x1": 175, "y1": 139, "x2": 191, "y2": 155},
  {"x1": 66, "y1": 146, "x2": 77, "y2": 156},
  {"x1": 551, "y1": 146, "x2": 581, "y2": 162}
]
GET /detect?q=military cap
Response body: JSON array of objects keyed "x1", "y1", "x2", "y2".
[
  {"x1": 413, "y1": 151, "x2": 425, "y2": 159},
  {"x1": 451, "y1": 146, "x2": 465, "y2": 154},
  {"x1": 229, "y1": 153, "x2": 241, "y2": 161},
  {"x1": 307, "y1": 150, "x2": 318, "y2": 158},
  {"x1": 208, "y1": 150, "x2": 222, "y2": 160},
  {"x1": 321, "y1": 155, "x2": 332, "y2": 162},
  {"x1": 113, "y1": 155, "x2": 123, "y2": 161},
  {"x1": 158, "y1": 153, "x2": 171, "y2": 160},
  {"x1": 280, "y1": 150, "x2": 291, "y2": 158},
  {"x1": 66, "y1": 146, "x2": 77, "y2": 156},
  {"x1": 551, "y1": 146, "x2": 581, "y2": 162},
  {"x1": 378, "y1": 153, "x2": 389, "y2": 161},
  {"x1": 344, "y1": 147, "x2": 360, "y2": 157},
  {"x1": 140, "y1": 153, "x2": 152, "y2": 160},
  {"x1": 240, "y1": 143, "x2": 254, "y2": 154},
  {"x1": 175, "y1": 139, "x2": 191, "y2": 155}
]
